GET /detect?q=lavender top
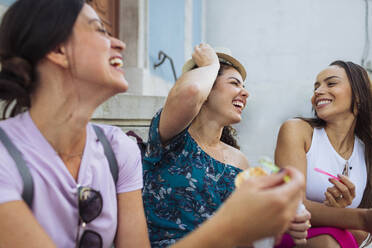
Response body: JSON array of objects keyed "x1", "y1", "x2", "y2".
[{"x1": 0, "y1": 112, "x2": 143, "y2": 248}]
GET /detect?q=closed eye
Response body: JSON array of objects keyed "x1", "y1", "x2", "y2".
[
  {"x1": 227, "y1": 76, "x2": 243, "y2": 87},
  {"x1": 231, "y1": 79, "x2": 245, "y2": 87},
  {"x1": 97, "y1": 28, "x2": 109, "y2": 36},
  {"x1": 314, "y1": 82, "x2": 320, "y2": 91},
  {"x1": 89, "y1": 19, "x2": 111, "y2": 37}
]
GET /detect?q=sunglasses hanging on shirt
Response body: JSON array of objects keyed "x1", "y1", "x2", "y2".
[{"x1": 75, "y1": 186, "x2": 103, "y2": 248}]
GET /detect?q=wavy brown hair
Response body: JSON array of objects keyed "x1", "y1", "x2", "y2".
[
  {"x1": 221, "y1": 125, "x2": 240, "y2": 149},
  {"x1": 191, "y1": 62, "x2": 243, "y2": 149},
  {"x1": 300, "y1": 60, "x2": 372, "y2": 208}
]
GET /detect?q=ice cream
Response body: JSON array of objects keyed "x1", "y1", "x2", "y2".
[
  {"x1": 234, "y1": 158, "x2": 305, "y2": 248},
  {"x1": 234, "y1": 167, "x2": 268, "y2": 188}
]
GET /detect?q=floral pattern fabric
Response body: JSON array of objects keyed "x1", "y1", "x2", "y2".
[{"x1": 142, "y1": 109, "x2": 242, "y2": 247}]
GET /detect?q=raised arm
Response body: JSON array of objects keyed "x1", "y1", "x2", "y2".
[
  {"x1": 0, "y1": 201, "x2": 56, "y2": 247},
  {"x1": 159, "y1": 44, "x2": 220, "y2": 143}
]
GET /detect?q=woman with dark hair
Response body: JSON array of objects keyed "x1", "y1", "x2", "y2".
[
  {"x1": 142, "y1": 46, "x2": 249, "y2": 247},
  {"x1": 0, "y1": 0, "x2": 149, "y2": 247},
  {"x1": 142, "y1": 45, "x2": 311, "y2": 247},
  {"x1": 0, "y1": 0, "x2": 307, "y2": 247},
  {"x1": 275, "y1": 60, "x2": 372, "y2": 247}
]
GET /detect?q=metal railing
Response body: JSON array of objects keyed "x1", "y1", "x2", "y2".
[{"x1": 153, "y1": 51, "x2": 177, "y2": 82}]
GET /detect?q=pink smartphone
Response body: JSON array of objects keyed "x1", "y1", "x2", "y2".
[{"x1": 314, "y1": 168, "x2": 340, "y2": 180}]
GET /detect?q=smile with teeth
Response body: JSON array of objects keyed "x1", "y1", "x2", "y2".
[
  {"x1": 233, "y1": 100, "x2": 244, "y2": 109},
  {"x1": 316, "y1": 99, "x2": 332, "y2": 107},
  {"x1": 109, "y1": 57, "x2": 123, "y2": 68}
]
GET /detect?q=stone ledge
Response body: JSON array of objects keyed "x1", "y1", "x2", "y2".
[
  {"x1": 125, "y1": 67, "x2": 172, "y2": 96},
  {"x1": 93, "y1": 94, "x2": 165, "y2": 120},
  {"x1": 92, "y1": 94, "x2": 166, "y2": 141}
]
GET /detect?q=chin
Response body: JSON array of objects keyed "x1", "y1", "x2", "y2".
[
  {"x1": 230, "y1": 115, "x2": 242, "y2": 124},
  {"x1": 111, "y1": 78, "x2": 129, "y2": 92},
  {"x1": 232, "y1": 119, "x2": 241, "y2": 125},
  {"x1": 315, "y1": 109, "x2": 327, "y2": 118},
  {"x1": 315, "y1": 112, "x2": 331, "y2": 122}
]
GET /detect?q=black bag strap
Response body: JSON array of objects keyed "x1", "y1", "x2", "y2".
[
  {"x1": 126, "y1": 130, "x2": 146, "y2": 158},
  {"x1": 0, "y1": 127, "x2": 34, "y2": 208},
  {"x1": 93, "y1": 125, "x2": 119, "y2": 185}
]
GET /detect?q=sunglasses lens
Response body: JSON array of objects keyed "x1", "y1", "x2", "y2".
[
  {"x1": 78, "y1": 187, "x2": 103, "y2": 223},
  {"x1": 79, "y1": 230, "x2": 102, "y2": 248}
]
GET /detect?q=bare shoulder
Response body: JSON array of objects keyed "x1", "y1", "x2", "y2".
[
  {"x1": 223, "y1": 144, "x2": 249, "y2": 170},
  {"x1": 275, "y1": 119, "x2": 314, "y2": 170},
  {"x1": 280, "y1": 118, "x2": 313, "y2": 133},
  {"x1": 278, "y1": 119, "x2": 313, "y2": 145}
]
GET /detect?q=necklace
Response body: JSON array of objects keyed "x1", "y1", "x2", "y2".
[
  {"x1": 337, "y1": 139, "x2": 354, "y2": 177},
  {"x1": 57, "y1": 151, "x2": 83, "y2": 159},
  {"x1": 342, "y1": 160, "x2": 352, "y2": 177}
]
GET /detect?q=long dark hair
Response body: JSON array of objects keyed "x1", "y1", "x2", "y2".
[
  {"x1": 217, "y1": 63, "x2": 241, "y2": 149},
  {"x1": 221, "y1": 125, "x2": 240, "y2": 149},
  {"x1": 301, "y1": 60, "x2": 372, "y2": 208},
  {"x1": 0, "y1": 0, "x2": 85, "y2": 118}
]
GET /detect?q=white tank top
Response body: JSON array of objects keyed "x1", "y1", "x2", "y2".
[{"x1": 306, "y1": 128, "x2": 367, "y2": 208}]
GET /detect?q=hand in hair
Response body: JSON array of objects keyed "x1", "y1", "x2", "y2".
[
  {"x1": 192, "y1": 43, "x2": 219, "y2": 68},
  {"x1": 159, "y1": 43, "x2": 220, "y2": 143}
]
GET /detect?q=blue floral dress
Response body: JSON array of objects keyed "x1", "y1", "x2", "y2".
[{"x1": 142, "y1": 110, "x2": 242, "y2": 247}]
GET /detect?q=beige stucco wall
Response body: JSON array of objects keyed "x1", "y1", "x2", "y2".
[{"x1": 92, "y1": 94, "x2": 166, "y2": 141}]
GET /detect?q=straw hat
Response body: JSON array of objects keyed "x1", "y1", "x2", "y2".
[{"x1": 182, "y1": 47, "x2": 247, "y2": 81}]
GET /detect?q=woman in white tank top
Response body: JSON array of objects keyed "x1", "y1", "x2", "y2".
[{"x1": 275, "y1": 61, "x2": 372, "y2": 248}]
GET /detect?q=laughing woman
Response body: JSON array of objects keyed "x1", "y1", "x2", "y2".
[
  {"x1": 142, "y1": 45, "x2": 250, "y2": 247},
  {"x1": 142, "y1": 44, "x2": 311, "y2": 247},
  {"x1": 0, "y1": 1, "x2": 304, "y2": 248},
  {"x1": 275, "y1": 61, "x2": 372, "y2": 248},
  {"x1": 0, "y1": 1, "x2": 305, "y2": 247}
]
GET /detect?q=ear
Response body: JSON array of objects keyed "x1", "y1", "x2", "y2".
[{"x1": 45, "y1": 44, "x2": 69, "y2": 69}]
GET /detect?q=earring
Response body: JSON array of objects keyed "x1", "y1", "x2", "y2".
[{"x1": 63, "y1": 59, "x2": 69, "y2": 68}]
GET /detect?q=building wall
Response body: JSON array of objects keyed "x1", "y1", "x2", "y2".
[
  {"x1": 192, "y1": 0, "x2": 202, "y2": 47},
  {"x1": 205, "y1": 0, "x2": 369, "y2": 164},
  {"x1": 148, "y1": 0, "x2": 203, "y2": 83},
  {"x1": 149, "y1": 0, "x2": 185, "y2": 83},
  {"x1": 3, "y1": 0, "x2": 359, "y2": 161}
]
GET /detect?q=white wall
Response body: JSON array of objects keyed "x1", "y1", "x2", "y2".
[{"x1": 204, "y1": 0, "x2": 369, "y2": 164}]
